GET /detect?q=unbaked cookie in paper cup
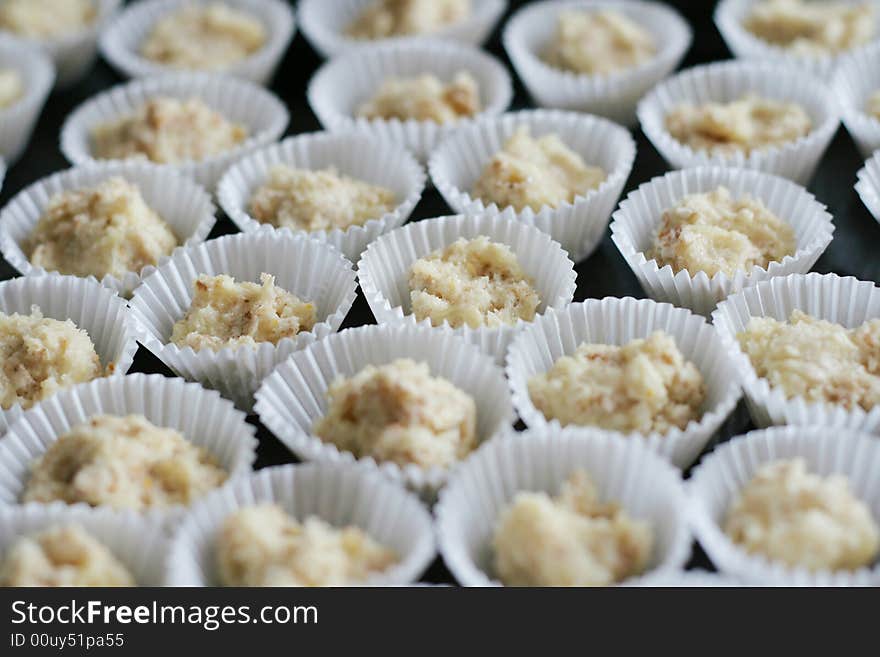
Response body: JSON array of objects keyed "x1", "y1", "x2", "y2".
[
  {"x1": 0, "y1": 161, "x2": 216, "y2": 298},
  {"x1": 165, "y1": 462, "x2": 435, "y2": 586},
  {"x1": 253, "y1": 324, "x2": 515, "y2": 494},
  {"x1": 711, "y1": 272, "x2": 880, "y2": 430},
  {"x1": 834, "y1": 41, "x2": 880, "y2": 158},
  {"x1": 714, "y1": 0, "x2": 880, "y2": 80},
  {"x1": 307, "y1": 39, "x2": 512, "y2": 162},
  {"x1": 505, "y1": 297, "x2": 742, "y2": 469},
  {"x1": 502, "y1": 0, "x2": 691, "y2": 126},
  {"x1": 435, "y1": 427, "x2": 691, "y2": 586},
  {"x1": 59, "y1": 72, "x2": 289, "y2": 190},
  {"x1": 0, "y1": 0, "x2": 120, "y2": 87},
  {"x1": 298, "y1": 0, "x2": 507, "y2": 58},
  {"x1": 856, "y1": 151, "x2": 880, "y2": 222},
  {"x1": 689, "y1": 426, "x2": 880, "y2": 586},
  {"x1": 99, "y1": 0, "x2": 295, "y2": 85},
  {"x1": 428, "y1": 109, "x2": 636, "y2": 262},
  {"x1": 0, "y1": 373, "x2": 257, "y2": 524},
  {"x1": 356, "y1": 212, "x2": 577, "y2": 364},
  {"x1": 0, "y1": 504, "x2": 168, "y2": 586},
  {"x1": 0, "y1": 274, "x2": 140, "y2": 436},
  {"x1": 216, "y1": 131, "x2": 425, "y2": 262},
  {"x1": 0, "y1": 36, "x2": 54, "y2": 164},
  {"x1": 637, "y1": 60, "x2": 840, "y2": 185},
  {"x1": 129, "y1": 229, "x2": 358, "y2": 412},
  {"x1": 610, "y1": 166, "x2": 834, "y2": 316}
]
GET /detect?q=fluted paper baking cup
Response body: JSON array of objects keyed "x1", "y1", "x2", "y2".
[
  {"x1": 0, "y1": 161, "x2": 216, "y2": 297},
  {"x1": 506, "y1": 297, "x2": 742, "y2": 469},
  {"x1": 216, "y1": 131, "x2": 425, "y2": 262},
  {"x1": 298, "y1": 0, "x2": 507, "y2": 58},
  {"x1": 834, "y1": 41, "x2": 880, "y2": 158},
  {"x1": 610, "y1": 167, "x2": 835, "y2": 316},
  {"x1": 502, "y1": 0, "x2": 691, "y2": 126},
  {"x1": 307, "y1": 39, "x2": 512, "y2": 162},
  {"x1": 715, "y1": 0, "x2": 880, "y2": 80},
  {"x1": 435, "y1": 427, "x2": 691, "y2": 586},
  {"x1": 711, "y1": 272, "x2": 880, "y2": 430},
  {"x1": 689, "y1": 426, "x2": 880, "y2": 586},
  {"x1": 253, "y1": 324, "x2": 515, "y2": 493},
  {"x1": 129, "y1": 229, "x2": 357, "y2": 412},
  {"x1": 627, "y1": 570, "x2": 741, "y2": 587},
  {"x1": 428, "y1": 109, "x2": 636, "y2": 262},
  {"x1": 165, "y1": 463, "x2": 435, "y2": 586},
  {"x1": 59, "y1": 72, "x2": 289, "y2": 190},
  {"x1": 856, "y1": 151, "x2": 880, "y2": 224},
  {"x1": 637, "y1": 60, "x2": 839, "y2": 185},
  {"x1": 357, "y1": 213, "x2": 577, "y2": 364},
  {"x1": 0, "y1": 505, "x2": 168, "y2": 586},
  {"x1": 99, "y1": 0, "x2": 295, "y2": 85},
  {"x1": 0, "y1": 374, "x2": 256, "y2": 520},
  {"x1": 0, "y1": 275, "x2": 140, "y2": 436},
  {"x1": 0, "y1": 36, "x2": 54, "y2": 164}
]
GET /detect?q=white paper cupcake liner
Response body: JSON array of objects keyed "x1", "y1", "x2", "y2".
[
  {"x1": 711, "y1": 272, "x2": 880, "y2": 431},
  {"x1": 502, "y1": 0, "x2": 692, "y2": 126},
  {"x1": 435, "y1": 426, "x2": 691, "y2": 586},
  {"x1": 356, "y1": 212, "x2": 578, "y2": 364},
  {"x1": 856, "y1": 151, "x2": 880, "y2": 222},
  {"x1": 834, "y1": 41, "x2": 880, "y2": 159},
  {"x1": 506, "y1": 297, "x2": 743, "y2": 469},
  {"x1": 298, "y1": 0, "x2": 508, "y2": 58},
  {"x1": 0, "y1": 35, "x2": 54, "y2": 165},
  {"x1": 0, "y1": 161, "x2": 216, "y2": 298},
  {"x1": 428, "y1": 109, "x2": 636, "y2": 263},
  {"x1": 165, "y1": 462, "x2": 435, "y2": 586},
  {"x1": 129, "y1": 229, "x2": 358, "y2": 412},
  {"x1": 0, "y1": 504, "x2": 168, "y2": 586},
  {"x1": 610, "y1": 166, "x2": 835, "y2": 316},
  {"x1": 637, "y1": 60, "x2": 840, "y2": 185},
  {"x1": 307, "y1": 39, "x2": 513, "y2": 162},
  {"x1": 689, "y1": 425, "x2": 880, "y2": 586},
  {"x1": 0, "y1": 274, "x2": 140, "y2": 436},
  {"x1": 627, "y1": 570, "x2": 742, "y2": 587},
  {"x1": 0, "y1": 373, "x2": 257, "y2": 525},
  {"x1": 253, "y1": 324, "x2": 515, "y2": 494},
  {"x1": 216, "y1": 131, "x2": 426, "y2": 262},
  {"x1": 99, "y1": 0, "x2": 295, "y2": 85},
  {"x1": 715, "y1": 0, "x2": 880, "y2": 80},
  {"x1": 59, "y1": 72, "x2": 289, "y2": 190}
]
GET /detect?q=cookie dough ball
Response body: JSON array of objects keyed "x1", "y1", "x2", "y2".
[
  {"x1": 347, "y1": 0, "x2": 470, "y2": 40},
  {"x1": 0, "y1": 0, "x2": 95, "y2": 40},
  {"x1": 356, "y1": 71, "x2": 480, "y2": 124}
]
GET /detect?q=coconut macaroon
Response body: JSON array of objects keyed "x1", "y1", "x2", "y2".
[
  {"x1": 664, "y1": 94, "x2": 813, "y2": 156},
  {"x1": 91, "y1": 97, "x2": 248, "y2": 165},
  {"x1": 313, "y1": 358, "x2": 477, "y2": 469},
  {"x1": 0, "y1": 68, "x2": 22, "y2": 109},
  {"x1": 0, "y1": 525, "x2": 135, "y2": 587},
  {"x1": 0, "y1": 310, "x2": 104, "y2": 412},
  {"x1": 347, "y1": 0, "x2": 470, "y2": 40},
  {"x1": 493, "y1": 469, "x2": 653, "y2": 587},
  {"x1": 22, "y1": 414, "x2": 228, "y2": 511},
  {"x1": 0, "y1": 0, "x2": 96, "y2": 39},
  {"x1": 170, "y1": 273, "x2": 316, "y2": 351},
  {"x1": 471, "y1": 127, "x2": 606, "y2": 213},
  {"x1": 647, "y1": 186, "x2": 797, "y2": 278},
  {"x1": 25, "y1": 177, "x2": 178, "y2": 281},
  {"x1": 528, "y1": 331, "x2": 706, "y2": 434},
  {"x1": 543, "y1": 9, "x2": 656, "y2": 76},
  {"x1": 725, "y1": 459, "x2": 880, "y2": 571},
  {"x1": 737, "y1": 310, "x2": 880, "y2": 411},
  {"x1": 868, "y1": 90, "x2": 880, "y2": 120},
  {"x1": 408, "y1": 236, "x2": 541, "y2": 330},
  {"x1": 141, "y1": 3, "x2": 267, "y2": 71},
  {"x1": 248, "y1": 165, "x2": 396, "y2": 232},
  {"x1": 743, "y1": 0, "x2": 875, "y2": 56},
  {"x1": 215, "y1": 504, "x2": 398, "y2": 586},
  {"x1": 356, "y1": 71, "x2": 481, "y2": 124}
]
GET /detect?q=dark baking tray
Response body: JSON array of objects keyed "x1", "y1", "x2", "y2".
[{"x1": 2, "y1": 0, "x2": 876, "y2": 583}]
